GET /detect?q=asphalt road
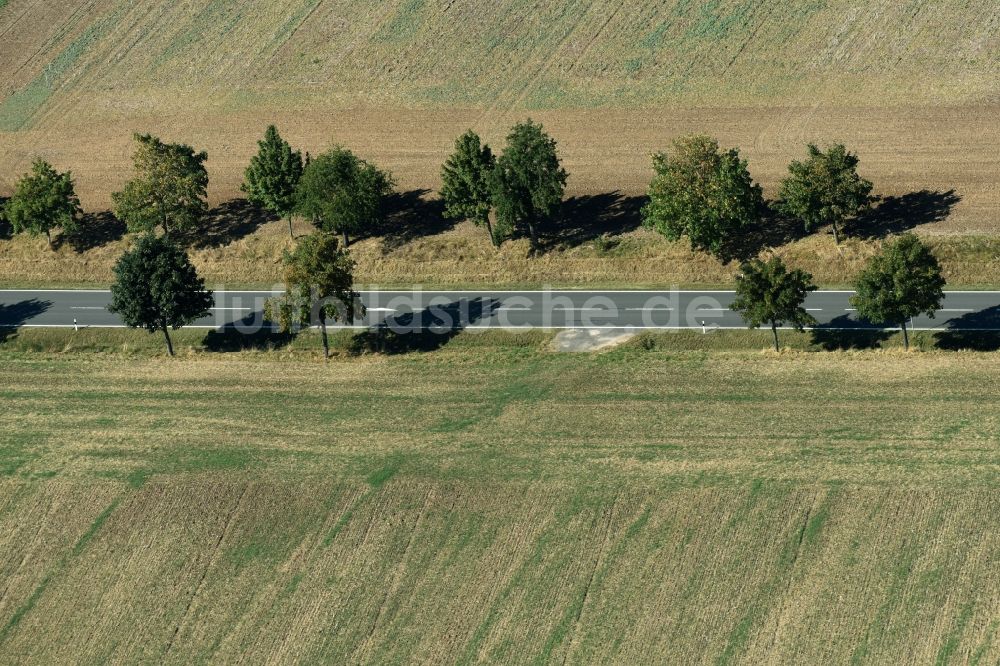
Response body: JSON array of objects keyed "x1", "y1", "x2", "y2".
[{"x1": 2, "y1": 289, "x2": 1000, "y2": 332}]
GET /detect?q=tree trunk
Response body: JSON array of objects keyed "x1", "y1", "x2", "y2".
[
  {"x1": 287, "y1": 216, "x2": 294, "y2": 239},
  {"x1": 771, "y1": 320, "x2": 779, "y2": 352},
  {"x1": 341, "y1": 230, "x2": 350, "y2": 248},
  {"x1": 319, "y1": 312, "x2": 330, "y2": 360},
  {"x1": 46, "y1": 229, "x2": 52, "y2": 249},
  {"x1": 901, "y1": 320, "x2": 909, "y2": 351},
  {"x1": 527, "y1": 215, "x2": 539, "y2": 253},
  {"x1": 161, "y1": 323, "x2": 175, "y2": 357},
  {"x1": 484, "y1": 215, "x2": 498, "y2": 248},
  {"x1": 832, "y1": 220, "x2": 842, "y2": 245}
]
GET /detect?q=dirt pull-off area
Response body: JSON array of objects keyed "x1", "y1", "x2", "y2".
[{"x1": 551, "y1": 328, "x2": 637, "y2": 352}]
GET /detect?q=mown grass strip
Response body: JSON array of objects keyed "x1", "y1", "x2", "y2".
[{"x1": 0, "y1": 576, "x2": 50, "y2": 645}]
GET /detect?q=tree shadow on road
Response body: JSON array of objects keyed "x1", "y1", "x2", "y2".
[
  {"x1": 0, "y1": 299, "x2": 52, "y2": 343},
  {"x1": 934, "y1": 305, "x2": 1000, "y2": 351},
  {"x1": 538, "y1": 191, "x2": 646, "y2": 253},
  {"x1": 350, "y1": 297, "x2": 500, "y2": 354},
  {"x1": 847, "y1": 190, "x2": 960, "y2": 240},
  {"x1": 379, "y1": 189, "x2": 453, "y2": 253},
  {"x1": 810, "y1": 314, "x2": 892, "y2": 350}
]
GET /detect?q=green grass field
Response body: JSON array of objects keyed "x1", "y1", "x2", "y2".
[{"x1": 1, "y1": 330, "x2": 998, "y2": 662}]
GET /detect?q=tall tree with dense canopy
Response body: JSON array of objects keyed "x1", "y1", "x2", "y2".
[
  {"x1": 643, "y1": 135, "x2": 763, "y2": 260},
  {"x1": 108, "y1": 234, "x2": 213, "y2": 356},
  {"x1": 730, "y1": 256, "x2": 817, "y2": 351},
  {"x1": 112, "y1": 134, "x2": 209, "y2": 237},
  {"x1": 490, "y1": 120, "x2": 567, "y2": 252},
  {"x1": 441, "y1": 130, "x2": 498, "y2": 246},
  {"x1": 3, "y1": 159, "x2": 82, "y2": 248},
  {"x1": 778, "y1": 143, "x2": 873, "y2": 245},
  {"x1": 242, "y1": 125, "x2": 304, "y2": 238},
  {"x1": 850, "y1": 234, "x2": 945, "y2": 350},
  {"x1": 295, "y1": 147, "x2": 394, "y2": 247},
  {"x1": 265, "y1": 232, "x2": 363, "y2": 359}
]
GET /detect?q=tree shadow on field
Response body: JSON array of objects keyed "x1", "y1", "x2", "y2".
[
  {"x1": 810, "y1": 315, "x2": 893, "y2": 351},
  {"x1": 934, "y1": 305, "x2": 1000, "y2": 351},
  {"x1": 190, "y1": 199, "x2": 279, "y2": 249},
  {"x1": 0, "y1": 299, "x2": 52, "y2": 344},
  {"x1": 718, "y1": 203, "x2": 812, "y2": 263},
  {"x1": 350, "y1": 297, "x2": 500, "y2": 355},
  {"x1": 539, "y1": 191, "x2": 646, "y2": 253},
  {"x1": 848, "y1": 190, "x2": 961, "y2": 240},
  {"x1": 201, "y1": 310, "x2": 297, "y2": 352},
  {"x1": 379, "y1": 189, "x2": 453, "y2": 253},
  {"x1": 55, "y1": 211, "x2": 127, "y2": 252}
]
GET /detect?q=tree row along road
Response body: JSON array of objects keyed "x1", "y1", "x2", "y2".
[{"x1": 2, "y1": 290, "x2": 1000, "y2": 332}]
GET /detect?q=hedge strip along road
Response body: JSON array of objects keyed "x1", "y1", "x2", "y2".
[{"x1": 3, "y1": 289, "x2": 1000, "y2": 332}]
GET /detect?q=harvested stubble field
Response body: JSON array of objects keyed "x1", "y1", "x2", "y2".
[
  {"x1": 1, "y1": 1, "x2": 999, "y2": 287},
  {"x1": 0, "y1": 330, "x2": 999, "y2": 662}
]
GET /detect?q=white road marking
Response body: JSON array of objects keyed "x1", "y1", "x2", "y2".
[
  {"x1": 75, "y1": 306, "x2": 252, "y2": 311},
  {"x1": 626, "y1": 307, "x2": 674, "y2": 311},
  {"x1": 552, "y1": 307, "x2": 614, "y2": 311}
]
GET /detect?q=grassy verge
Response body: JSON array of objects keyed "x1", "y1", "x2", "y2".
[
  {"x1": 3, "y1": 325, "x2": 997, "y2": 358},
  {"x1": 5, "y1": 220, "x2": 1000, "y2": 290}
]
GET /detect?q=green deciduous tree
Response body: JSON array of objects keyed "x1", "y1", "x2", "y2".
[
  {"x1": 242, "y1": 125, "x2": 304, "y2": 238},
  {"x1": 441, "y1": 130, "x2": 498, "y2": 246},
  {"x1": 730, "y1": 256, "x2": 817, "y2": 351},
  {"x1": 112, "y1": 134, "x2": 209, "y2": 237},
  {"x1": 294, "y1": 146, "x2": 394, "y2": 247},
  {"x1": 490, "y1": 120, "x2": 567, "y2": 252},
  {"x1": 108, "y1": 234, "x2": 213, "y2": 356},
  {"x1": 778, "y1": 143, "x2": 873, "y2": 245},
  {"x1": 850, "y1": 233, "x2": 945, "y2": 350},
  {"x1": 3, "y1": 159, "x2": 82, "y2": 248},
  {"x1": 265, "y1": 232, "x2": 363, "y2": 359},
  {"x1": 643, "y1": 135, "x2": 763, "y2": 260}
]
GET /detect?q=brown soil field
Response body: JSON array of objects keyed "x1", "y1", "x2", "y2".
[
  {"x1": 2, "y1": 106, "x2": 998, "y2": 232},
  {"x1": 2, "y1": 105, "x2": 999, "y2": 289}
]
